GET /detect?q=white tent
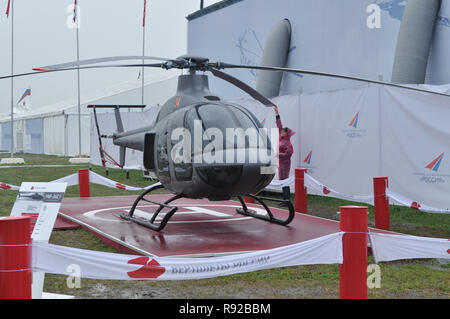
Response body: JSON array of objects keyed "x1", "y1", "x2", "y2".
[{"x1": 0, "y1": 71, "x2": 179, "y2": 156}]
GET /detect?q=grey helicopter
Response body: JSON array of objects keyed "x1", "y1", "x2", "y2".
[
  {"x1": 25, "y1": 55, "x2": 296, "y2": 231},
  {"x1": 3, "y1": 54, "x2": 445, "y2": 231}
]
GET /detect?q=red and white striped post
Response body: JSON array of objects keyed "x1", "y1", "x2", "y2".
[
  {"x1": 78, "y1": 168, "x2": 90, "y2": 198},
  {"x1": 339, "y1": 206, "x2": 368, "y2": 299},
  {"x1": 0, "y1": 216, "x2": 32, "y2": 299},
  {"x1": 373, "y1": 176, "x2": 389, "y2": 230},
  {"x1": 295, "y1": 168, "x2": 307, "y2": 213}
]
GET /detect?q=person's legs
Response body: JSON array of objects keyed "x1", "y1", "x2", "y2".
[{"x1": 282, "y1": 186, "x2": 290, "y2": 201}]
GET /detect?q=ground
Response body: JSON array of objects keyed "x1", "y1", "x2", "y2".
[{"x1": 0, "y1": 153, "x2": 449, "y2": 299}]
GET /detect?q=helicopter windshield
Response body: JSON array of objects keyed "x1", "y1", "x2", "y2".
[{"x1": 185, "y1": 103, "x2": 269, "y2": 158}]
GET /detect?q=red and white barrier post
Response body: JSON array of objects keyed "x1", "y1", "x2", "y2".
[
  {"x1": 78, "y1": 168, "x2": 90, "y2": 198},
  {"x1": 295, "y1": 168, "x2": 307, "y2": 213},
  {"x1": 373, "y1": 176, "x2": 389, "y2": 230},
  {"x1": 339, "y1": 206, "x2": 368, "y2": 299},
  {"x1": 0, "y1": 216, "x2": 32, "y2": 299}
]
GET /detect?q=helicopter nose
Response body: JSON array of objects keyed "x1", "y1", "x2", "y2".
[{"x1": 195, "y1": 162, "x2": 274, "y2": 199}]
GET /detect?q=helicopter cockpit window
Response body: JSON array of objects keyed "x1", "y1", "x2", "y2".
[
  {"x1": 156, "y1": 128, "x2": 170, "y2": 183},
  {"x1": 170, "y1": 110, "x2": 193, "y2": 181},
  {"x1": 185, "y1": 103, "x2": 268, "y2": 165},
  {"x1": 196, "y1": 104, "x2": 258, "y2": 149}
]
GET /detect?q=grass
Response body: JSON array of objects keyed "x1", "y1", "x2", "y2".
[{"x1": 0, "y1": 154, "x2": 448, "y2": 299}]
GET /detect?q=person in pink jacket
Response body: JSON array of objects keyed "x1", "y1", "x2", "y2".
[{"x1": 274, "y1": 105, "x2": 295, "y2": 204}]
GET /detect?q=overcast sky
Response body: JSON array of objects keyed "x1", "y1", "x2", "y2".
[{"x1": 0, "y1": 0, "x2": 221, "y2": 116}]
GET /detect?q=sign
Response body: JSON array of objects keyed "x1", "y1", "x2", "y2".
[{"x1": 10, "y1": 182, "x2": 67, "y2": 299}]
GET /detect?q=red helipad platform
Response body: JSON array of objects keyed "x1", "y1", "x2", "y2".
[{"x1": 58, "y1": 195, "x2": 391, "y2": 257}]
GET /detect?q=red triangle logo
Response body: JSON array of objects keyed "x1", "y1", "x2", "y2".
[{"x1": 127, "y1": 257, "x2": 165, "y2": 279}]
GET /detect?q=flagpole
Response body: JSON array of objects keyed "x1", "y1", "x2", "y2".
[
  {"x1": 75, "y1": 1, "x2": 81, "y2": 157},
  {"x1": 10, "y1": 0, "x2": 14, "y2": 158},
  {"x1": 141, "y1": 0, "x2": 146, "y2": 110},
  {"x1": 141, "y1": 19, "x2": 145, "y2": 106}
]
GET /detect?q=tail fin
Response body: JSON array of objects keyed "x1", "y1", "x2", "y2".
[{"x1": 113, "y1": 107, "x2": 124, "y2": 133}]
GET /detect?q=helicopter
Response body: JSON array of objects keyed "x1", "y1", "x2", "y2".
[
  {"x1": 3, "y1": 54, "x2": 446, "y2": 231},
  {"x1": 18, "y1": 54, "x2": 296, "y2": 231}
]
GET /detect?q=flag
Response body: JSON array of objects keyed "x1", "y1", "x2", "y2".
[
  {"x1": 17, "y1": 88, "x2": 31, "y2": 106},
  {"x1": 143, "y1": 0, "x2": 147, "y2": 27},
  {"x1": 5, "y1": 0, "x2": 11, "y2": 17},
  {"x1": 73, "y1": 0, "x2": 77, "y2": 23},
  {"x1": 15, "y1": 88, "x2": 31, "y2": 113}
]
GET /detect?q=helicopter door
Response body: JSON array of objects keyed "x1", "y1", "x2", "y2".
[
  {"x1": 156, "y1": 123, "x2": 170, "y2": 183},
  {"x1": 169, "y1": 110, "x2": 193, "y2": 182}
]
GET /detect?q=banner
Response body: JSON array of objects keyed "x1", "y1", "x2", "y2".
[
  {"x1": 369, "y1": 232, "x2": 450, "y2": 263},
  {"x1": 32, "y1": 232, "x2": 344, "y2": 281},
  {"x1": 10, "y1": 182, "x2": 67, "y2": 241}
]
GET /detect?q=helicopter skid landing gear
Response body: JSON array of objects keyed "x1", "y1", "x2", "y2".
[
  {"x1": 236, "y1": 194, "x2": 295, "y2": 226},
  {"x1": 119, "y1": 182, "x2": 183, "y2": 231}
]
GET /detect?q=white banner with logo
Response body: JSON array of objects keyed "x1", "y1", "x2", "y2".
[
  {"x1": 33, "y1": 232, "x2": 344, "y2": 281},
  {"x1": 369, "y1": 232, "x2": 450, "y2": 263},
  {"x1": 379, "y1": 86, "x2": 450, "y2": 210}
]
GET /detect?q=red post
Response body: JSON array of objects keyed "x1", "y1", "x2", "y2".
[
  {"x1": 0, "y1": 216, "x2": 32, "y2": 299},
  {"x1": 78, "y1": 168, "x2": 90, "y2": 198},
  {"x1": 339, "y1": 206, "x2": 368, "y2": 299},
  {"x1": 244, "y1": 196, "x2": 255, "y2": 204},
  {"x1": 373, "y1": 176, "x2": 389, "y2": 230},
  {"x1": 294, "y1": 168, "x2": 307, "y2": 213}
]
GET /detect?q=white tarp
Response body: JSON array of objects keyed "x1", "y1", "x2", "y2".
[
  {"x1": 32, "y1": 232, "x2": 344, "y2": 280},
  {"x1": 188, "y1": 0, "x2": 450, "y2": 99},
  {"x1": 380, "y1": 85, "x2": 450, "y2": 210}
]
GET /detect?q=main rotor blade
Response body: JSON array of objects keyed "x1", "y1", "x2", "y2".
[
  {"x1": 209, "y1": 68, "x2": 276, "y2": 107},
  {"x1": 0, "y1": 63, "x2": 165, "y2": 80},
  {"x1": 217, "y1": 63, "x2": 450, "y2": 98},
  {"x1": 35, "y1": 55, "x2": 173, "y2": 71}
]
